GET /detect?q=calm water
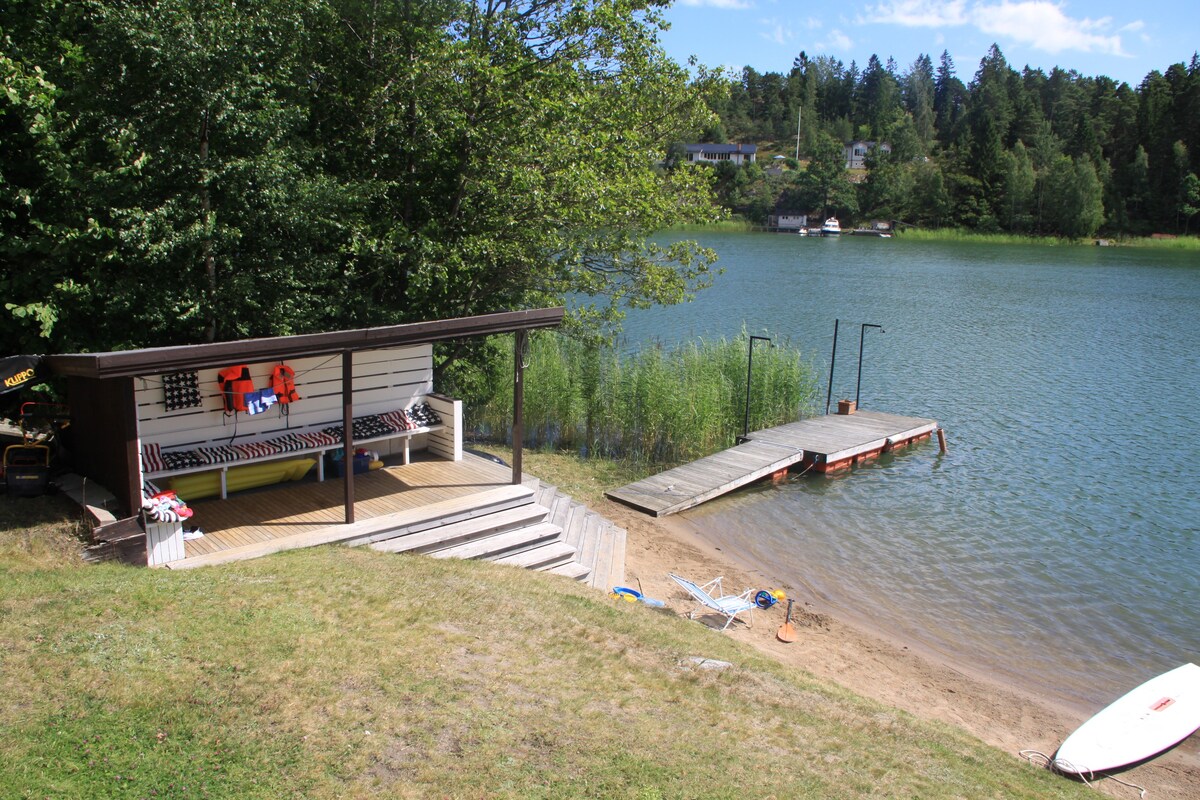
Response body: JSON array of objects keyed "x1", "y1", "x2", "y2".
[{"x1": 622, "y1": 233, "x2": 1200, "y2": 711}]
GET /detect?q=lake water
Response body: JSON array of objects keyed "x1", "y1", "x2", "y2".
[{"x1": 622, "y1": 232, "x2": 1200, "y2": 711}]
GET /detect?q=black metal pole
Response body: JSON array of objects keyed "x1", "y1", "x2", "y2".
[
  {"x1": 512, "y1": 330, "x2": 527, "y2": 485},
  {"x1": 855, "y1": 323, "x2": 884, "y2": 409},
  {"x1": 825, "y1": 319, "x2": 839, "y2": 415},
  {"x1": 741, "y1": 335, "x2": 772, "y2": 442},
  {"x1": 342, "y1": 349, "x2": 355, "y2": 524}
]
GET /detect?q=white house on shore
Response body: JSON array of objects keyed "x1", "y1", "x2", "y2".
[
  {"x1": 685, "y1": 143, "x2": 757, "y2": 166},
  {"x1": 767, "y1": 212, "x2": 808, "y2": 231},
  {"x1": 844, "y1": 140, "x2": 891, "y2": 170}
]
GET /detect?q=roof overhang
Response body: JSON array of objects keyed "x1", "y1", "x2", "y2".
[{"x1": 45, "y1": 307, "x2": 566, "y2": 380}]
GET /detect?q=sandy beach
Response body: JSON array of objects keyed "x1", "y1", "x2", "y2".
[{"x1": 599, "y1": 497, "x2": 1200, "y2": 800}]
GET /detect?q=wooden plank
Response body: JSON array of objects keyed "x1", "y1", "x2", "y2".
[{"x1": 607, "y1": 410, "x2": 936, "y2": 516}]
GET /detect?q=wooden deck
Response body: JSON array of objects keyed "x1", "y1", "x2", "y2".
[
  {"x1": 160, "y1": 452, "x2": 626, "y2": 590},
  {"x1": 173, "y1": 453, "x2": 515, "y2": 566},
  {"x1": 605, "y1": 410, "x2": 937, "y2": 517}
]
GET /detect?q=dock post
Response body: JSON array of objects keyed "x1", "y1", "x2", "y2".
[
  {"x1": 937, "y1": 428, "x2": 947, "y2": 454},
  {"x1": 825, "y1": 319, "x2": 838, "y2": 416}
]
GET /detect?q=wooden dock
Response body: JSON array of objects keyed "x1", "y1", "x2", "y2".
[{"x1": 605, "y1": 410, "x2": 937, "y2": 517}]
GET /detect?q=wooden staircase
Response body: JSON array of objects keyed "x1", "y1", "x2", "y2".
[{"x1": 363, "y1": 479, "x2": 626, "y2": 591}]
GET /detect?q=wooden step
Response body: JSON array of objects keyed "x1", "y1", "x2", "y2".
[
  {"x1": 343, "y1": 484, "x2": 535, "y2": 548},
  {"x1": 577, "y1": 513, "x2": 603, "y2": 573},
  {"x1": 547, "y1": 561, "x2": 591, "y2": 581},
  {"x1": 493, "y1": 541, "x2": 576, "y2": 570},
  {"x1": 429, "y1": 522, "x2": 561, "y2": 562},
  {"x1": 561, "y1": 501, "x2": 588, "y2": 550},
  {"x1": 589, "y1": 520, "x2": 616, "y2": 590},
  {"x1": 171, "y1": 484, "x2": 535, "y2": 570},
  {"x1": 369, "y1": 502, "x2": 549, "y2": 554}
]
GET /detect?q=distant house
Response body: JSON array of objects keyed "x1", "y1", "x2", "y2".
[
  {"x1": 843, "y1": 140, "x2": 891, "y2": 170},
  {"x1": 685, "y1": 143, "x2": 757, "y2": 166},
  {"x1": 767, "y1": 212, "x2": 808, "y2": 231}
]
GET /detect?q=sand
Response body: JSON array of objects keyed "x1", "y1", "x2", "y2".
[{"x1": 599, "y1": 497, "x2": 1200, "y2": 800}]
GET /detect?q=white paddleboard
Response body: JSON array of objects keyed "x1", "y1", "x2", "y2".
[{"x1": 1054, "y1": 662, "x2": 1200, "y2": 774}]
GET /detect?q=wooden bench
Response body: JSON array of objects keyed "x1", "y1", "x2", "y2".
[{"x1": 141, "y1": 398, "x2": 451, "y2": 500}]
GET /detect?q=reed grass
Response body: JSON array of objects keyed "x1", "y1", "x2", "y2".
[
  {"x1": 664, "y1": 219, "x2": 754, "y2": 232},
  {"x1": 896, "y1": 228, "x2": 1072, "y2": 246},
  {"x1": 897, "y1": 227, "x2": 1200, "y2": 249},
  {"x1": 1119, "y1": 234, "x2": 1200, "y2": 250},
  {"x1": 469, "y1": 332, "x2": 820, "y2": 465}
]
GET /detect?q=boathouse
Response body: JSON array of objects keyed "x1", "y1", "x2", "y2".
[{"x1": 40, "y1": 308, "x2": 633, "y2": 580}]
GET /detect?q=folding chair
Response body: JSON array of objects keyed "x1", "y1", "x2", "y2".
[{"x1": 668, "y1": 573, "x2": 756, "y2": 630}]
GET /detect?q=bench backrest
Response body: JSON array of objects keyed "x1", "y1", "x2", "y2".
[{"x1": 135, "y1": 345, "x2": 434, "y2": 451}]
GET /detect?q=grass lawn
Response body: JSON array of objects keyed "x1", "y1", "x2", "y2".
[{"x1": 0, "y1": 487, "x2": 1091, "y2": 799}]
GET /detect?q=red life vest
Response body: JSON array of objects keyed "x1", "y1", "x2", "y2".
[
  {"x1": 217, "y1": 365, "x2": 254, "y2": 414},
  {"x1": 271, "y1": 364, "x2": 300, "y2": 404}
]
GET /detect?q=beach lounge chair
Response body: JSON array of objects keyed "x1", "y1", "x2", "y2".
[{"x1": 668, "y1": 573, "x2": 756, "y2": 631}]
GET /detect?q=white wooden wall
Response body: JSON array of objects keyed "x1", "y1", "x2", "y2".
[{"x1": 134, "y1": 345, "x2": 458, "y2": 461}]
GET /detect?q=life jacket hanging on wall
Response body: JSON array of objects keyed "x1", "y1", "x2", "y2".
[
  {"x1": 217, "y1": 365, "x2": 254, "y2": 415},
  {"x1": 271, "y1": 364, "x2": 300, "y2": 404}
]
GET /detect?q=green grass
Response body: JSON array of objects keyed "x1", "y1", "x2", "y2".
[
  {"x1": 0, "y1": 493, "x2": 1094, "y2": 799},
  {"x1": 896, "y1": 227, "x2": 1200, "y2": 249},
  {"x1": 663, "y1": 219, "x2": 754, "y2": 232}
]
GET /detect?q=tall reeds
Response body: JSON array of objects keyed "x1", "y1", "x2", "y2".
[{"x1": 469, "y1": 332, "x2": 820, "y2": 466}]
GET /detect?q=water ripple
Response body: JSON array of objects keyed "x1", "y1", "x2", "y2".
[{"x1": 630, "y1": 234, "x2": 1200, "y2": 708}]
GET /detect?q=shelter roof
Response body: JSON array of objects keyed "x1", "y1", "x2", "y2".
[{"x1": 45, "y1": 307, "x2": 565, "y2": 380}]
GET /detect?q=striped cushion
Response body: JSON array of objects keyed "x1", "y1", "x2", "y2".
[
  {"x1": 381, "y1": 409, "x2": 415, "y2": 432},
  {"x1": 271, "y1": 433, "x2": 310, "y2": 453},
  {"x1": 141, "y1": 443, "x2": 166, "y2": 473},
  {"x1": 234, "y1": 441, "x2": 280, "y2": 460},
  {"x1": 296, "y1": 430, "x2": 339, "y2": 448},
  {"x1": 197, "y1": 445, "x2": 239, "y2": 465}
]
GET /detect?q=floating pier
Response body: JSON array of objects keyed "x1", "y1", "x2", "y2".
[{"x1": 605, "y1": 409, "x2": 937, "y2": 517}]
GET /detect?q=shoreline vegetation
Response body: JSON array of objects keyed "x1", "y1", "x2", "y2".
[
  {"x1": 666, "y1": 221, "x2": 1200, "y2": 249},
  {"x1": 0, "y1": 493, "x2": 1098, "y2": 799},
  {"x1": 468, "y1": 331, "x2": 821, "y2": 466}
]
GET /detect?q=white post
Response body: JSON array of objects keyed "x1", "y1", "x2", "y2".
[{"x1": 146, "y1": 520, "x2": 185, "y2": 566}]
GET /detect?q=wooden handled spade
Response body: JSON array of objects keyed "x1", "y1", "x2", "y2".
[{"x1": 776, "y1": 598, "x2": 797, "y2": 643}]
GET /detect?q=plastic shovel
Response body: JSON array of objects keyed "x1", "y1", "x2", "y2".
[{"x1": 776, "y1": 599, "x2": 797, "y2": 643}]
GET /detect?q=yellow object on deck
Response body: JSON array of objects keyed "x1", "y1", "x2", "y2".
[{"x1": 168, "y1": 458, "x2": 316, "y2": 501}]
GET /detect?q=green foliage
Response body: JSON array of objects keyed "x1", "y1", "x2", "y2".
[
  {"x1": 703, "y1": 42, "x2": 1200, "y2": 236},
  {"x1": 470, "y1": 331, "x2": 821, "y2": 465},
  {"x1": 1, "y1": 0, "x2": 726, "y2": 356}
]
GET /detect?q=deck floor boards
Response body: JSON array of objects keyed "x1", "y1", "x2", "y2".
[
  {"x1": 179, "y1": 453, "x2": 513, "y2": 563},
  {"x1": 606, "y1": 410, "x2": 937, "y2": 516}
]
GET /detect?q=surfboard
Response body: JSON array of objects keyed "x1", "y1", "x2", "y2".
[{"x1": 1053, "y1": 662, "x2": 1200, "y2": 775}]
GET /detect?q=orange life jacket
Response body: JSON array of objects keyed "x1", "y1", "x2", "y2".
[
  {"x1": 271, "y1": 364, "x2": 300, "y2": 404},
  {"x1": 217, "y1": 365, "x2": 254, "y2": 414}
]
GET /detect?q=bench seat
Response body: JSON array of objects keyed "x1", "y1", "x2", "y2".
[{"x1": 141, "y1": 403, "x2": 445, "y2": 500}]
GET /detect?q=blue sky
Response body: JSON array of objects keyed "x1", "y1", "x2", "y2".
[{"x1": 657, "y1": 0, "x2": 1198, "y2": 87}]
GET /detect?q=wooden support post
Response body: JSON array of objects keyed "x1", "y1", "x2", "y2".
[
  {"x1": 342, "y1": 350, "x2": 355, "y2": 524},
  {"x1": 512, "y1": 330, "x2": 527, "y2": 485},
  {"x1": 936, "y1": 427, "x2": 947, "y2": 454}
]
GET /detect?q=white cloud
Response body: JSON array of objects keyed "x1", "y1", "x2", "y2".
[
  {"x1": 978, "y1": 2, "x2": 1124, "y2": 55},
  {"x1": 862, "y1": 0, "x2": 1131, "y2": 57},
  {"x1": 819, "y1": 29, "x2": 855, "y2": 52},
  {"x1": 678, "y1": 0, "x2": 754, "y2": 9},
  {"x1": 865, "y1": 0, "x2": 968, "y2": 27},
  {"x1": 760, "y1": 18, "x2": 795, "y2": 46}
]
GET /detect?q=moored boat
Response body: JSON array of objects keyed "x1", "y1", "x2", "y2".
[{"x1": 820, "y1": 217, "x2": 841, "y2": 236}]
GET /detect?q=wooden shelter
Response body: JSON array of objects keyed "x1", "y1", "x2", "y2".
[{"x1": 45, "y1": 308, "x2": 565, "y2": 530}]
